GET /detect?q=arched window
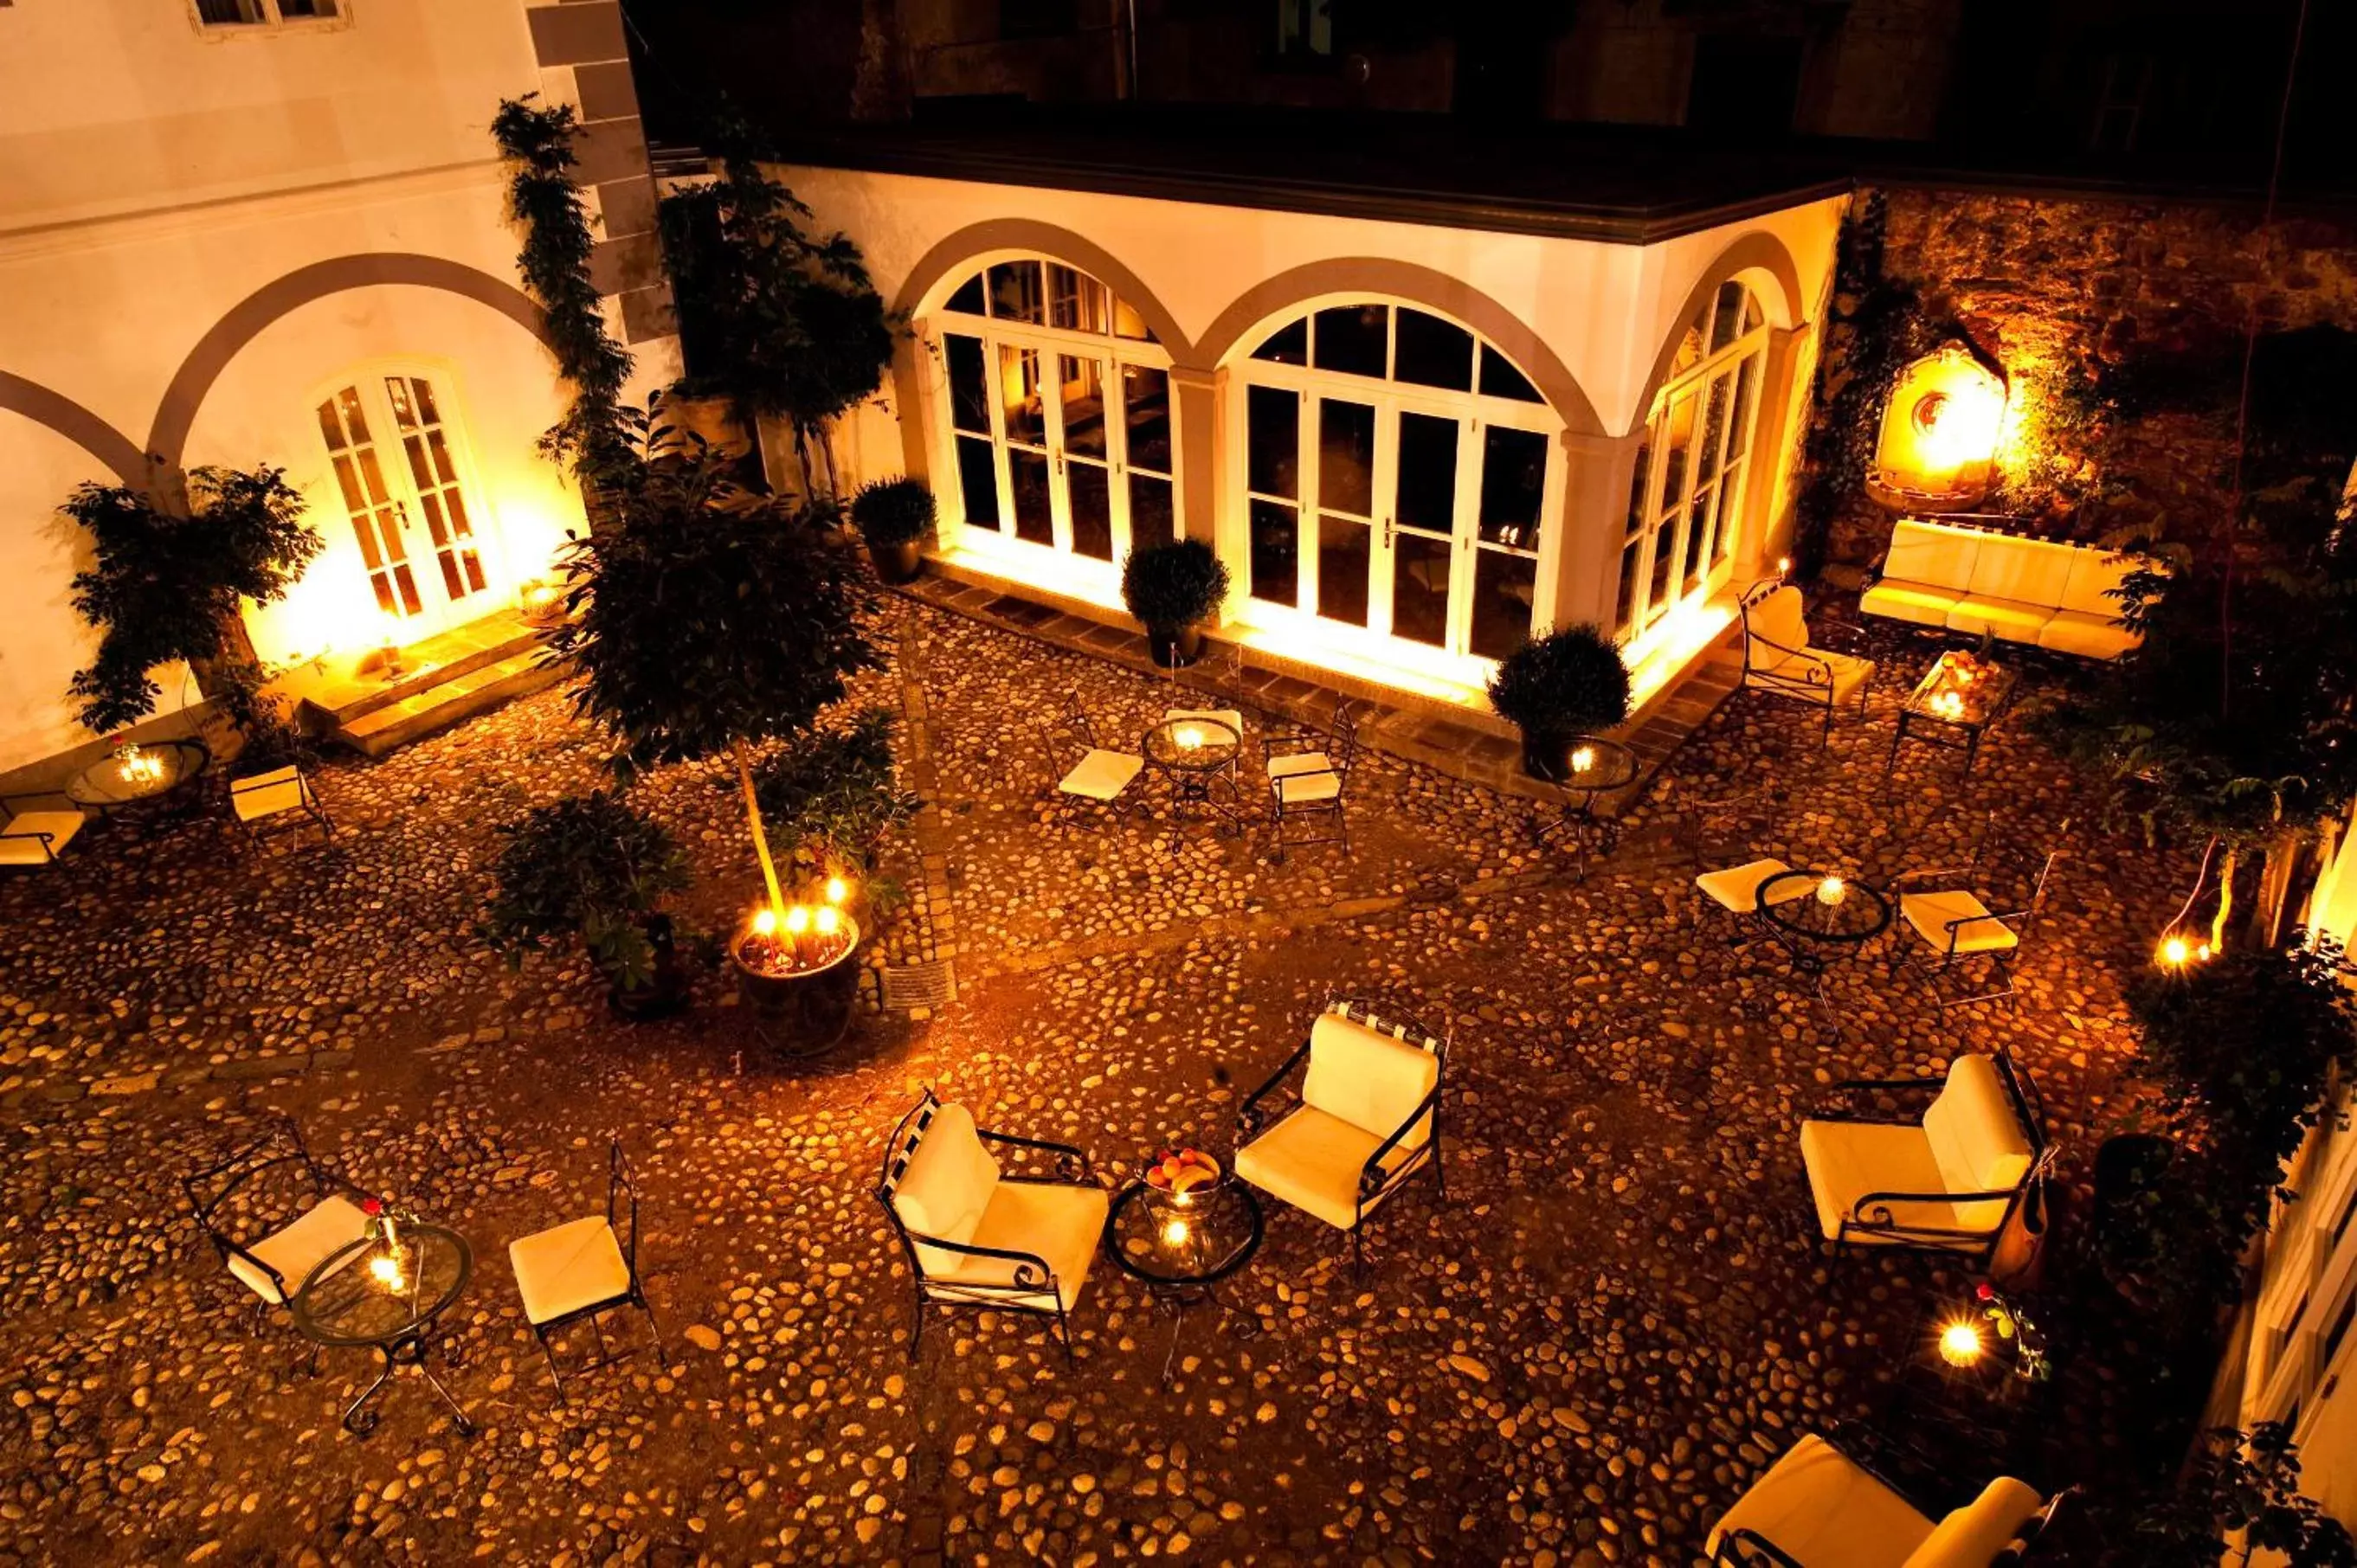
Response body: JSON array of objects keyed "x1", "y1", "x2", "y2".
[
  {"x1": 1234, "y1": 301, "x2": 1558, "y2": 665},
  {"x1": 928, "y1": 257, "x2": 1176, "y2": 570},
  {"x1": 1615, "y1": 280, "x2": 1769, "y2": 639}
]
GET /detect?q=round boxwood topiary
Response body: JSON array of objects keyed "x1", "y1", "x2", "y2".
[
  {"x1": 1122, "y1": 538, "x2": 1229, "y2": 632},
  {"x1": 1487, "y1": 623, "x2": 1631, "y2": 779},
  {"x1": 850, "y1": 476, "x2": 935, "y2": 548}
]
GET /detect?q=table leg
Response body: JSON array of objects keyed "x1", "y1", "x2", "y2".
[
  {"x1": 341, "y1": 1348, "x2": 396, "y2": 1436},
  {"x1": 343, "y1": 1333, "x2": 475, "y2": 1439},
  {"x1": 1886, "y1": 712, "x2": 1908, "y2": 775}
]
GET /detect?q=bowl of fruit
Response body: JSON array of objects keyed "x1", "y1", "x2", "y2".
[{"x1": 1144, "y1": 1146, "x2": 1223, "y2": 1198}]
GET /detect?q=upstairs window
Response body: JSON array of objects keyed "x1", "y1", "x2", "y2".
[{"x1": 195, "y1": 0, "x2": 339, "y2": 29}]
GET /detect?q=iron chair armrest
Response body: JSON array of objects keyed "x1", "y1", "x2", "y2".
[
  {"x1": 1713, "y1": 1529, "x2": 1806, "y2": 1568},
  {"x1": 1885, "y1": 864, "x2": 1976, "y2": 890},
  {"x1": 1847, "y1": 1185, "x2": 2020, "y2": 1226},
  {"x1": 1236, "y1": 1036, "x2": 1317, "y2": 1138},
  {"x1": 2, "y1": 790, "x2": 77, "y2": 812},
  {"x1": 1807, "y1": 618, "x2": 1872, "y2": 657},
  {"x1": 899, "y1": 1227, "x2": 1059, "y2": 1290},
  {"x1": 975, "y1": 1125, "x2": 1095, "y2": 1184},
  {"x1": 0, "y1": 824, "x2": 59, "y2": 857},
  {"x1": 1935, "y1": 907, "x2": 2028, "y2": 952},
  {"x1": 1357, "y1": 1083, "x2": 1442, "y2": 1205}
]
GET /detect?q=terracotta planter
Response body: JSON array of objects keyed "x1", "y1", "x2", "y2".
[
  {"x1": 866, "y1": 538, "x2": 924, "y2": 585},
  {"x1": 731, "y1": 913, "x2": 862, "y2": 1057},
  {"x1": 1147, "y1": 624, "x2": 1204, "y2": 669},
  {"x1": 603, "y1": 914, "x2": 692, "y2": 1022},
  {"x1": 1519, "y1": 731, "x2": 1573, "y2": 783}
]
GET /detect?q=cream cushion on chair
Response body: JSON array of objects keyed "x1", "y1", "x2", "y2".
[
  {"x1": 231, "y1": 766, "x2": 308, "y2": 823},
  {"x1": 1901, "y1": 1479, "x2": 2047, "y2": 1568},
  {"x1": 1060, "y1": 749, "x2": 1143, "y2": 801},
  {"x1": 1747, "y1": 586, "x2": 1810, "y2": 655},
  {"x1": 1706, "y1": 1433, "x2": 1937, "y2": 1568},
  {"x1": 1900, "y1": 890, "x2": 2019, "y2": 954},
  {"x1": 226, "y1": 1193, "x2": 372, "y2": 1305},
  {"x1": 1237, "y1": 1013, "x2": 1439, "y2": 1231},
  {"x1": 938, "y1": 1179, "x2": 1109, "y2": 1311},
  {"x1": 1696, "y1": 858, "x2": 1813, "y2": 914},
  {"x1": 1233, "y1": 1107, "x2": 1404, "y2": 1231},
  {"x1": 1268, "y1": 751, "x2": 1332, "y2": 781},
  {"x1": 509, "y1": 1216, "x2": 632, "y2": 1326},
  {"x1": 0, "y1": 809, "x2": 87, "y2": 866},
  {"x1": 892, "y1": 1103, "x2": 1001, "y2": 1276},
  {"x1": 1922, "y1": 1056, "x2": 2034, "y2": 1219},
  {"x1": 1274, "y1": 769, "x2": 1341, "y2": 805},
  {"x1": 1755, "y1": 648, "x2": 1874, "y2": 704},
  {"x1": 1799, "y1": 1120, "x2": 1964, "y2": 1243}
]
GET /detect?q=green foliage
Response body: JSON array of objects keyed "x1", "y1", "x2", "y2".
[
  {"x1": 1120, "y1": 538, "x2": 1230, "y2": 631},
  {"x1": 203, "y1": 659, "x2": 318, "y2": 773},
  {"x1": 493, "y1": 95, "x2": 634, "y2": 483},
  {"x1": 752, "y1": 708, "x2": 918, "y2": 874},
  {"x1": 849, "y1": 477, "x2": 935, "y2": 548},
  {"x1": 2110, "y1": 941, "x2": 2357, "y2": 1310},
  {"x1": 2116, "y1": 1423, "x2": 2357, "y2": 1567},
  {"x1": 64, "y1": 467, "x2": 321, "y2": 735},
  {"x1": 539, "y1": 400, "x2": 882, "y2": 774},
  {"x1": 480, "y1": 790, "x2": 691, "y2": 992},
  {"x1": 1486, "y1": 623, "x2": 1632, "y2": 738},
  {"x1": 658, "y1": 127, "x2": 894, "y2": 493}
]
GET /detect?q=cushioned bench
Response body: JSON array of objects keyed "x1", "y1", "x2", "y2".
[{"x1": 1860, "y1": 517, "x2": 2145, "y2": 659}]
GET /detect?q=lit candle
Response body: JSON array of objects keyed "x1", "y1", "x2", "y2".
[
  {"x1": 751, "y1": 906, "x2": 778, "y2": 938},
  {"x1": 1174, "y1": 724, "x2": 1202, "y2": 750},
  {"x1": 823, "y1": 876, "x2": 850, "y2": 906},
  {"x1": 1570, "y1": 745, "x2": 1597, "y2": 774},
  {"x1": 815, "y1": 905, "x2": 841, "y2": 938},
  {"x1": 1939, "y1": 1320, "x2": 1984, "y2": 1367},
  {"x1": 2159, "y1": 935, "x2": 2190, "y2": 967},
  {"x1": 1161, "y1": 1216, "x2": 1191, "y2": 1248},
  {"x1": 370, "y1": 1251, "x2": 406, "y2": 1290},
  {"x1": 1816, "y1": 876, "x2": 1847, "y2": 906}
]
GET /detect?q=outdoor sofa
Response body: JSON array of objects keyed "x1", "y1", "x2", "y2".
[{"x1": 1859, "y1": 517, "x2": 2146, "y2": 659}]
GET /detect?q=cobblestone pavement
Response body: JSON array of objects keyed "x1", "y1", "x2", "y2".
[{"x1": 0, "y1": 596, "x2": 2190, "y2": 1565}]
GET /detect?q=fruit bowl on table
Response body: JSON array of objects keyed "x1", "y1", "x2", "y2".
[{"x1": 1143, "y1": 1147, "x2": 1224, "y2": 1197}]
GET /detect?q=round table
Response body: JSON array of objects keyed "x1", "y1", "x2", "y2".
[
  {"x1": 1755, "y1": 869, "x2": 1893, "y2": 1025},
  {"x1": 293, "y1": 1223, "x2": 476, "y2": 1437},
  {"x1": 64, "y1": 739, "x2": 210, "y2": 822},
  {"x1": 1105, "y1": 1167, "x2": 1263, "y2": 1381},
  {"x1": 1140, "y1": 717, "x2": 1246, "y2": 851},
  {"x1": 1529, "y1": 735, "x2": 1639, "y2": 879}
]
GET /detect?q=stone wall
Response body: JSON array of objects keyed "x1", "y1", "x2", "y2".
[{"x1": 1819, "y1": 184, "x2": 2357, "y2": 568}]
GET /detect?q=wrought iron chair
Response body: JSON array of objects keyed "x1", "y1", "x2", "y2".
[
  {"x1": 0, "y1": 793, "x2": 87, "y2": 869},
  {"x1": 229, "y1": 765, "x2": 334, "y2": 851},
  {"x1": 1710, "y1": 1424, "x2": 2069, "y2": 1566},
  {"x1": 1887, "y1": 826, "x2": 2066, "y2": 1011},
  {"x1": 1050, "y1": 693, "x2": 1144, "y2": 821},
  {"x1": 1233, "y1": 1000, "x2": 1445, "y2": 1276},
  {"x1": 1739, "y1": 580, "x2": 1875, "y2": 742},
  {"x1": 184, "y1": 1116, "x2": 377, "y2": 1350},
  {"x1": 874, "y1": 1090, "x2": 1107, "y2": 1362},
  {"x1": 1263, "y1": 699, "x2": 1362, "y2": 863},
  {"x1": 1800, "y1": 1051, "x2": 2053, "y2": 1269},
  {"x1": 1655, "y1": 785, "x2": 1806, "y2": 943},
  {"x1": 507, "y1": 1138, "x2": 660, "y2": 1398}
]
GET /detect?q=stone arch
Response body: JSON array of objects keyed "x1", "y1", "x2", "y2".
[
  {"x1": 146, "y1": 254, "x2": 552, "y2": 473},
  {"x1": 0, "y1": 372, "x2": 148, "y2": 487},
  {"x1": 1195, "y1": 259, "x2": 1606, "y2": 437},
  {"x1": 892, "y1": 220, "x2": 1194, "y2": 360},
  {"x1": 1633, "y1": 231, "x2": 1806, "y2": 424}
]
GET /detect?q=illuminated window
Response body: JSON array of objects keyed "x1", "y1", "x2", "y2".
[
  {"x1": 195, "y1": 0, "x2": 339, "y2": 27},
  {"x1": 315, "y1": 373, "x2": 489, "y2": 622}
]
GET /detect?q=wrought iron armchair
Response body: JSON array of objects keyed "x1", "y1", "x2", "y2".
[
  {"x1": 1233, "y1": 999, "x2": 1446, "y2": 1275},
  {"x1": 1262, "y1": 698, "x2": 1362, "y2": 863},
  {"x1": 1049, "y1": 693, "x2": 1144, "y2": 822},
  {"x1": 1887, "y1": 824, "x2": 2066, "y2": 1011},
  {"x1": 183, "y1": 1116, "x2": 377, "y2": 1346},
  {"x1": 0, "y1": 793, "x2": 87, "y2": 869},
  {"x1": 1800, "y1": 1051, "x2": 2052, "y2": 1268},
  {"x1": 229, "y1": 765, "x2": 335, "y2": 851},
  {"x1": 1739, "y1": 580, "x2": 1876, "y2": 741},
  {"x1": 875, "y1": 1090, "x2": 1107, "y2": 1362},
  {"x1": 507, "y1": 1138, "x2": 660, "y2": 1398}
]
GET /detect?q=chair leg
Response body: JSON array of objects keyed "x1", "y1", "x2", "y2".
[
  {"x1": 636, "y1": 1284, "x2": 664, "y2": 1359},
  {"x1": 537, "y1": 1325, "x2": 564, "y2": 1398},
  {"x1": 589, "y1": 1308, "x2": 609, "y2": 1366},
  {"x1": 906, "y1": 1296, "x2": 925, "y2": 1364},
  {"x1": 1056, "y1": 1305, "x2": 1075, "y2": 1366}
]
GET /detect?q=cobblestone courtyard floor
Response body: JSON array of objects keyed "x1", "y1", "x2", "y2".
[{"x1": 0, "y1": 596, "x2": 2195, "y2": 1565}]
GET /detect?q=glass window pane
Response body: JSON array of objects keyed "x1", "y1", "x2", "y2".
[
  {"x1": 357, "y1": 447, "x2": 390, "y2": 506},
  {"x1": 1658, "y1": 389, "x2": 1696, "y2": 519},
  {"x1": 437, "y1": 550, "x2": 465, "y2": 601},
  {"x1": 376, "y1": 508, "x2": 409, "y2": 562},
  {"x1": 1112, "y1": 297, "x2": 1156, "y2": 342},
  {"x1": 338, "y1": 387, "x2": 370, "y2": 445},
  {"x1": 317, "y1": 399, "x2": 348, "y2": 453},
  {"x1": 1710, "y1": 281, "x2": 1746, "y2": 352},
  {"x1": 1623, "y1": 429, "x2": 1652, "y2": 544},
  {"x1": 1614, "y1": 537, "x2": 1644, "y2": 635},
  {"x1": 945, "y1": 273, "x2": 986, "y2": 315},
  {"x1": 280, "y1": 0, "x2": 338, "y2": 16},
  {"x1": 1472, "y1": 550, "x2": 1539, "y2": 661},
  {"x1": 462, "y1": 549, "x2": 486, "y2": 593},
  {"x1": 196, "y1": 0, "x2": 265, "y2": 23},
  {"x1": 1068, "y1": 463, "x2": 1113, "y2": 561},
  {"x1": 1698, "y1": 373, "x2": 1730, "y2": 483},
  {"x1": 1392, "y1": 532, "x2": 1452, "y2": 649},
  {"x1": 1316, "y1": 516, "x2": 1370, "y2": 627},
  {"x1": 1728, "y1": 352, "x2": 1761, "y2": 460},
  {"x1": 1048, "y1": 266, "x2": 1108, "y2": 333},
  {"x1": 1250, "y1": 498, "x2": 1299, "y2": 606},
  {"x1": 444, "y1": 488, "x2": 472, "y2": 538},
  {"x1": 1251, "y1": 318, "x2": 1308, "y2": 365},
  {"x1": 331, "y1": 454, "x2": 364, "y2": 513},
  {"x1": 1740, "y1": 291, "x2": 1764, "y2": 336},
  {"x1": 393, "y1": 563, "x2": 422, "y2": 616},
  {"x1": 988, "y1": 260, "x2": 1044, "y2": 324},
  {"x1": 350, "y1": 514, "x2": 383, "y2": 571},
  {"x1": 1008, "y1": 449, "x2": 1053, "y2": 544},
  {"x1": 1317, "y1": 399, "x2": 1376, "y2": 517},
  {"x1": 956, "y1": 435, "x2": 1000, "y2": 529},
  {"x1": 1128, "y1": 472, "x2": 1175, "y2": 552},
  {"x1": 384, "y1": 376, "x2": 417, "y2": 430},
  {"x1": 1395, "y1": 310, "x2": 1473, "y2": 391},
  {"x1": 1648, "y1": 510, "x2": 1680, "y2": 617},
  {"x1": 1684, "y1": 482, "x2": 1716, "y2": 592},
  {"x1": 1312, "y1": 305, "x2": 1388, "y2": 378},
  {"x1": 402, "y1": 434, "x2": 432, "y2": 492},
  {"x1": 1246, "y1": 385, "x2": 1298, "y2": 499},
  {"x1": 1396, "y1": 413, "x2": 1458, "y2": 535},
  {"x1": 946, "y1": 334, "x2": 990, "y2": 434},
  {"x1": 1057, "y1": 356, "x2": 1107, "y2": 459},
  {"x1": 999, "y1": 345, "x2": 1046, "y2": 447},
  {"x1": 1479, "y1": 347, "x2": 1544, "y2": 403},
  {"x1": 1478, "y1": 426, "x2": 1547, "y2": 549},
  {"x1": 369, "y1": 574, "x2": 396, "y2": 616},
  {"x1": 1121, "y1": 364, "x2": 1171, "y2": 474},
  {"x1": 418, "y1": 492, "x2": 450, "y2": 546},
  {"x1": 1715, "y1": 460, "x2": 1743, "y2": 565},
  {"x1": 1670, "y1": 313, "x2": 1707, "y2": 381}
]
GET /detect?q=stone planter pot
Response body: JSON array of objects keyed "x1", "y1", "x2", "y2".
[
  {"x1": 1146, "y1": 624, "x2": 1203, "y2": 670},
  {"x1": 866, "y1": 538, "x2": 924, "y2": 585},
  {"x1": 603, "y1": 914, "x2": 691, "y2": 1022},
  {"x1": 731, "y1": 913, "x2": 861, "y2": 1057}
]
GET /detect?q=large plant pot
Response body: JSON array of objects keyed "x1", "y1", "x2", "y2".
[
  {"x1": 866, "y1": 538, "x2": 924, "y2": 586},
  {"x1": 1519, "y1": 730, "x2": 1573, "y2": 783},
  {"x1": 1147, "y1": 624, "x2": 1203, "y2": 669},
  {"x1": 731, "y1": 913, "x2": 862, "y2": 1057},
  {"x1": 603, "y1": 914, "x2": 692, "y2": 1022}
]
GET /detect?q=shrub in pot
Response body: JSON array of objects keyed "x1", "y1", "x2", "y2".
[
  {"x1": 849, "y1": 477, "x2": 933, "y2": 585},
  {"x1": 480, "y1": 790, "x2": 694, "y2": 1019},
  {"x1": 1122, "y1": 538, "x2": 1230, "y2": 668},
  {"x1": 1486, "y1": 623, "x2": 1632, "y2": 781}
]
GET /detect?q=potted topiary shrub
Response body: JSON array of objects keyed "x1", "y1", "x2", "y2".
[
  {"x1": 1122, "y1": 538, "x2": 1230, "y2": 668},
  {"x1": 1487, "y1": 623, "x2": 1633, "y2": 781},
  {"x1": 849, "y1": 477, "x2": 934, "y2": 585},
  {"x1": 480, "y1": 790, "x2": 694, "y2": 1019}
]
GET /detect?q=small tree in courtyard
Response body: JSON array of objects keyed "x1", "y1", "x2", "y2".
[{"x1": 540, "y1": 400, "x2": 880, "y2": 915}]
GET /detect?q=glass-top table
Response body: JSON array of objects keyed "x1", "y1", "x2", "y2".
[
  {"x1": 1529, "y1": 734, "x2": 1639, "y2": 880},
  {"x1": 293, "y1": 1220, "x2": 475, "y2": 1437},
  {"x1": 64, "y1": 739, "x2": 211, "y2": 815},
  {"x1": 1105, "y1": 1152, "x2": 1263, "y2": 1381},
  {"x1": 1889, "y1": 651, "x2": 2016, "y2": 779},
  {"x1": 1141, "y1": 717, "x2": 1246, "y2": 851}
]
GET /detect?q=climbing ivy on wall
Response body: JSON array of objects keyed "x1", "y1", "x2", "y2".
[{"x1": 493, "y1": 95, "x2": 634, "y2": 485}]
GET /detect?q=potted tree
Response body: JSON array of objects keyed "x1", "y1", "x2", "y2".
[
  {"x1": 480, "y1": 790, "x2": 693, "y2": 1019},
  {"x1": 540, "y1": 402, "x2": 882, "y2": 1050},
  {"x1": 1487, "y1": 623, "x2": 1633, "y2": 781},
  {"x1": 849, "y1": 477, "x2": 934, "y2": 585},
  {"x1": 1121, "y1": 538, "x2": 1230, "y2": 669}
]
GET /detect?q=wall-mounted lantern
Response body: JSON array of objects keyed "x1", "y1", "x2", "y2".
[{"x1": 1868, "y1": 343, "x2": 2007, "y2": 511}]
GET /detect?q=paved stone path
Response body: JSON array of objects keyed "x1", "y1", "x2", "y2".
[{"x1": 0, "y1": 597, "x2": 2188, "y2": 1564}]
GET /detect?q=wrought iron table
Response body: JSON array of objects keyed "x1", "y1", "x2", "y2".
[
  {"x1": 64, "y1": 739, "x2": 212, "y2": 827},
  {"x1": 1104, "y1": 1161, "x2": 1263, "y2": 1382},
  {"x1": 1755, "y1": 869, "x2": 1893, "y2": 1023},
  {"x1": 293, "y1": 1221, "x2": 476, "y2": 1438},
  {"x1": 1529, "y1": 734, "x2": 1639, "y2": 880},
  {"x1": 1887, "y1": 651, "x2": 2016, "y2": 780},
  {"x1": 1141, "y1": 717, "x2": 1246, "y2": 851}
]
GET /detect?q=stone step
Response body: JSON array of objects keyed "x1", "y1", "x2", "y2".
[
  {"x1": 292, "y1": 614, "x2": 545, "y2": 731},
  {"x1": 331, "y1": 649, "x2": 564, "y2": 758}
]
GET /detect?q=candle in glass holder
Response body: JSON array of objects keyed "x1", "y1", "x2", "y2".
[
  {"x1": 1816, "y1": 876, "x2": 1847, "y2": 906},
  {"x1": 1939, "y1": 1319, "x2": 1985, "y2": 1367},
  {"x1": 1174, "y1": 723, "x2": 1202, "y2": 750},
  {"x1": 1570, "y1": 745, "x2": 1597, "y2": 774},
  {"x1": 1161, "y1": 1216, "x2": 1191, "y2": 1248},
  {"x1": 824, "y1": 876, "x2": 850, "y2": 906}
]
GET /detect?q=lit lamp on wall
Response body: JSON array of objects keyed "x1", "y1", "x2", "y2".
[{"x1": 1868, "y1": 343, "x2": 2008, "y2": 511}]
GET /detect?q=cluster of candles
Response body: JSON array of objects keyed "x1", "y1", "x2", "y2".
[
  {"x1": 744, "y1": 876, "x2": 855, "y2": 972},
  {"x1": 114, "y1": 744, "x2": 164, "y2": 786}
]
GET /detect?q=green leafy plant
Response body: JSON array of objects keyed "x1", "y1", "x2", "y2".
[
  {"x1": 1486, "y1": 623, "x2": 1632, "y2": 740},
  {"x1": 753, "y1": 708, "x2": 918, "y2": 875},
  {"x1": 849, "y1": 477, "x2": 935, "y2": 548},
  {"x1": 63, "y1": 467, "x2": 322, "y2": 736},
  {"x1": 493, "y1": 95, "x2": 634, "y2": 483},
  {"x1": 1120, "y1": 538, "x2": 1230, "y2": 632},
  {"x1": 480, "y1": 790, "x2": 691, "y2": 993},
  {"x1": 539, "y1": 399, "x2": 881, "y2": 915},
  {"x1": 2118, "y1": 1423, "x2": 2357, "y2": 1567},
  {"x1": 658, "y1": 127, "x2": 894, "y2": 498}
]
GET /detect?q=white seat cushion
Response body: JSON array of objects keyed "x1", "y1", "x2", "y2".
[
  {"x1": 226, "y1": 1193, "x2": 373, "y2": 1305},
  {"x1": 1900, "y1": 890, "x2": 2019, "y2": 955},
  {"x1": 892, "y1": 1103, "x2": 1001, "y2": 1277},
  {"x1": 0, "y1": 809, "x2": 86, "y2": 865},
  {"x1": 1695, "y1": 858, "x2": 1812, "y2": 914},
  {"x1": 1274, "y1": 769, "x2": 1341, "y2": 805},
  {"x1": 1945, "y1": 595, "x2": 2052, "y2": 644},
  {"x1": 2056, "y1": 546, "x2": 2138, "y2": 619},
  {"x1": 1707, "y1": 1432, "x2": 1936, "y2": 1568},
  {"x1": 1922, "y1": 1056, "x2": 2034, "y2": 1203},
  {"x1": 2038, "y1": 608, "x2": 2139, "y2": 659},
  {"x1": 1800, "y1": 1119, "x2": 1970, "y2": 1242},
  {"x1": 1860, "y1": 578, "x2": 1963, "y2": 627},
  {"x1": 1304, "y1": 1012, "x2": 1438, "y2": 1143},
  {"x1": 1882, "y1": 518, "x2": 1980, "y2": 594},
  {"x1": 1267, "y1": 751, "x2": 1331, "y2": 781},
  {"x1": 1962, "y1": 535, "x2": 2076, "y2": 614},
  {"x1": 1235, "y1": 1103, "x2": 1423, "y2": 1231},
  {"x1": 509, "y1": 1216, "x2": 633, "y2": 1326},
  {"x1": 936, "y1": 1179, "x2": 1108, "y2": 1313},
  {"x1": 1756, "y1": 649, "x2": 1873, "y2": 705},
  {"x1": 1059, "y1": 749, "x2": 1143, "y2": 801},
  {"x1": 231, "y1": 767, "x2": 308, "y2": 823},
  {"x1": 1902, "y1": 1479, "x2": 2047, "y2": 1568}
]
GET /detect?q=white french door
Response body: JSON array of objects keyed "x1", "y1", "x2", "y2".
[{"x1": 314, "y1": 372, "x2": 496, "y2": 635}]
